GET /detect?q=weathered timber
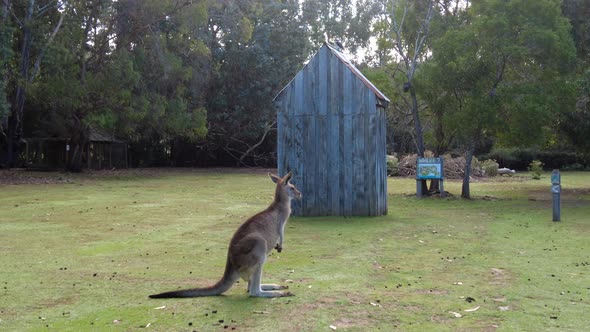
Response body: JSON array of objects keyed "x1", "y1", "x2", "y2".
[{"x1": 274, "y1": 43, "x2": 390, "y2": 216}]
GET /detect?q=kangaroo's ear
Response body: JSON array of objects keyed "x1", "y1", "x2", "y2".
[
  {"x1": 283, "y1": 171, "x2": 293, "y2": 183},
  {"x1": 269, "y1": 173, "x2": 281, "y2": 184}
]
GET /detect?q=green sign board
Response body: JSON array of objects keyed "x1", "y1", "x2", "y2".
[{"x1": 417, "y1": 157, "x2": 443, "y2": 180}]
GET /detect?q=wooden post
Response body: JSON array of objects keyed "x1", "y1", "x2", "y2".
[
  {"x1": 551, "y1": 169, "x2": 561, "y2": 222},
  {"x1": 439, "y1": 157, "x2": 445, "y2": 197},
  {"x1": 416, "y1": 179, "x2": 423, "y2": 198}
]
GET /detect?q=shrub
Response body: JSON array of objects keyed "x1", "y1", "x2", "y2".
[
  {"x1": 528, "y1": 160, "x2": 544, "y2": 180},
  {"x1": 386, "y1": 155, "x2": 399, "y2": 176},
  {"x1": 481, "y1": 159, "x2": 499, "y2": 177},
  {"x1": 483, "y1": 148, "x2": 587, "y2": 170},
  {"x1": 483, "y1": 148, "x2": 534, "y2": 170},
  {"x1": 561, "y1": 163, "x2": 586, "y2": 171}
]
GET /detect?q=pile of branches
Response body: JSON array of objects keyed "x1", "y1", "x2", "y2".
[{"x1": 397, "y1": 153, "x2": 488, "y2": 179}]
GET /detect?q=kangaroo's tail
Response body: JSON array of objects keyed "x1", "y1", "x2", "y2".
[{"x1": 149, "y1": 256, "x2": 238, "y2": 298}]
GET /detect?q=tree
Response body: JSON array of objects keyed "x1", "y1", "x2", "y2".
[
  {"x1": 26, "y1": 0, "x2": 210, "y2": 171},
  {"x1": 200, "y1": 0, "x2": 311, "y2": 166},
  {"x1": 559, "y1": 70, "x2": 590, "y2": 161},
  {"x1": 559, "y1": 0, "x2": 590, "y2": 161},
  {"x1": 0, "y1": 2, "x2": 12, "y2": 139},
  {"x1": 373, "y1": 0, "x2": 436, "y2": 157},
  {"x1": 1, "y1": 0, "x2": 64, "y2": 167},
  {"x1": 301, "y1": 0, "x2": 377, "y2": 54},
  {"x1": 423, "y1": 0, "x2": 576, "y2": 198}
]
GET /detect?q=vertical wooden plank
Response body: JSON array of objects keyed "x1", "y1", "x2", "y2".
[
  {"x1": 294, "y1": 70, "x2": 305, "y2": 116},
  {"x1": 375, "y1": 107, "x2": 384, "y2": 215},
  {"x1": 305, "y1": 54, "x2": 318, "y2": 116},
  {"x1": 316, "y1": 115, "x2": 329, "y2": 215},
  {"x1": 281, "y1": 84, "x2": 291, "y2": 116},
  {"x1": 277, "y1": 109, "x2": 286, "y2": 176},
  {"x1": 351, "y1": 76, "x2": 365, "y2": 215},
  {"x1": 327, "y1": 114, "x2": 339, "y2": 215},
  {"x1": 302, "y1": 115, "x2": 320, "y2": 216},
  {"x1": 342, "y1": 113, "x2": 354, "y2": 216},
  {"x1": 340, "y1": 65, "x2": 355, "y2": 215},
  {"x1": 381, "y1": 108, "x2": 388, "y2": 215},
  {"x1": 329, "y1": 49, "x2": 340, "y2": 116},
  {"x1": 291, "y1": 115, "x2": 305, "y2": 215},
  {"x1": 352, "y1": 114, "x2": 366, "y2": 216},
  {"x1": 318, "y1": 45, "x2": 329, "y2": 116},
  {"x1": 367, "y1": 105, "x2": 377, "y2": 216},
  {"x1": 326, "y1": 51, "x2": 342, "y2": 215}
]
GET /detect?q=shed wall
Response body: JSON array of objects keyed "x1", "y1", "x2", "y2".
[{"x1": 276, "y1": 45, "x2": 387, "y2": 216}]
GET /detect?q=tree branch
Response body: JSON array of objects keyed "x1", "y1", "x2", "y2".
[
  {"x1": 2, "y1": 0, "x2": 23, "y2": 28},
  {"x1": 29, "y1": 10, "x2": 64, "y2": 82}
]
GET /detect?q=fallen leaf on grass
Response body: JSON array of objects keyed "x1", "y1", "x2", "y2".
[
  {"x1": 449, "y1": 311, "x2": 462, "y2": 318},
  {"x1": 370, "y1": 302, "x2": 382, "y2": 307},
  {"x1": 453, "y1": 282, "x2": 463, "y2": 285},
  {"x1": 153, "y1": 306, "x2": 166, "y2": 310},
  {"x1": 464, "y1": 306, "x2": 480, "y2": 312},
  {"x1": 253, "y1": 311, "x2": 269, "y2": 314},
  {"x1": 499, "y1": 306, "x2": 510, "y2": 311},
  {"x1": 329, "y1": 325, "x2": 337, "y2": 330}
]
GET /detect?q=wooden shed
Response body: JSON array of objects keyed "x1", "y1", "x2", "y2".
[{"x1": 274, "y1": 43, "x2": 390, "y2": 216}]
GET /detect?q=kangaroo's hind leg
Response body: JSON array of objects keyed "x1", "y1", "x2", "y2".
[{"x1": 247, "y1": 263, "x2": 293, "y2": 297}]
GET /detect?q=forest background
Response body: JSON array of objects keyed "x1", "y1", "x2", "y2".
[{"x1": 1, "y1": 0, "x2": 589, "y2": 173}]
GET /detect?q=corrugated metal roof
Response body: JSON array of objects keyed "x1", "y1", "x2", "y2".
[{"x1": 274, "y1": 43, "x2": 390, "y2": 105}]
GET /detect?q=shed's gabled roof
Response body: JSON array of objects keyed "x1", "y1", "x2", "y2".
[{"x1": 274, "y1": 42, "x2": 390, "y2": 106}]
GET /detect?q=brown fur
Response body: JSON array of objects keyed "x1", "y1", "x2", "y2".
[{"x1": 149, "y1": 172, "x2": 301, "y2": 298}]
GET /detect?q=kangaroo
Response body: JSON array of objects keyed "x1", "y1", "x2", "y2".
[{"x1": 149, "y1": 172, "x2": 301, "y2": 298}]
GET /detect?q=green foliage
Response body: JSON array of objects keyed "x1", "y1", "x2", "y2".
[
  {"x1": 481, "y1": 159, "x2": 499, "y2": 177},
  {"x1": 528, "y1": 160, "x2": 544, "y2": 179},
  {"x1": 0, "y1": 17, "x2": 12, "y2": 123},
  {"x1": 2, "y1": 0, "x2": 589, "y2": 168},
  {"x1": 386, "y1": 155, "x2": 399, "y2": 176},
  {"x1": 484, "y1": 147, "x2": 586, "y2": 170},
  {"x1": 558, "y1": 69, "x2": 590, "y2": 157}
]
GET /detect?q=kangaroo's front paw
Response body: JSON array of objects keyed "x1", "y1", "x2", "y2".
[
  {"x1": 274, "y1": 244, "x2": 282, "y2": 253},
  {"x1": 282, "y1": 291, "x2": 295, "y2": 297}
]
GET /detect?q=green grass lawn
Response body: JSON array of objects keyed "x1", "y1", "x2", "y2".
[{"x1": 1, "y1": 169, "x2": 589, "y2": 331}]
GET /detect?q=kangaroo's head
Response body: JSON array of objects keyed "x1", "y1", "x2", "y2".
[{"x1": 269, "y1": 172, "x2": 302, "y2": 201}]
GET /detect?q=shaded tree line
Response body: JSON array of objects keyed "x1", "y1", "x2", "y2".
[
  {"x1": 1, "y1": 0, "x2": 589, "y2": 185},
  {"x1": 0, "y1": 0, "x2": 340, "y2": 170}
]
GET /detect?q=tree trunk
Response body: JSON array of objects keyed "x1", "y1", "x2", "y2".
[
  {"x1": 410, "y1": 86, "x2": 425, "y2": 157},
  {"x1": 461, "y1": 144, "x2": 475, "y2": 199},
  {"x1": 6, "y1": 0, "x2": 35, "y2": 167},
  {"x1": 433, "y1": 109, "x2": 446, "y2": 156}
]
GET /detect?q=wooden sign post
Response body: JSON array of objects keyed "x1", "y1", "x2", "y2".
[
  {"x1": 551, "y1": 169, "x2": 561, "y2": 222},
  {"x1": 416, "y1": 157, "x2": 445, "y2": 198}
]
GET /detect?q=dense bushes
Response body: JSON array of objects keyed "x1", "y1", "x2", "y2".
[
  {"x1": 387, "y1": 155, "x2": 399, "y2": 176},
  {"x1": 482, "y1": 148, "x2": 587, "y2": 170}
]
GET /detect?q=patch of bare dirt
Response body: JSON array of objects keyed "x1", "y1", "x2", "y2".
[
  {"x1": 0, "y1": 169, "x2": 74, "y2": 185},
  {"x1": 0, "y1": 167, "x2": 277, "y2": 185},
  {"x1": 527, "y1": 187, "x2": 590, "y2": 208},
  {"x1": 431, "y1": 314, "x2": 452, "y2": 324},
  {"x1": 489, "y1": 267, "x2": 510, "y2": 286},
  {"x1": 414, "y1": 289, "x2": 449, "y2": 295}
]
